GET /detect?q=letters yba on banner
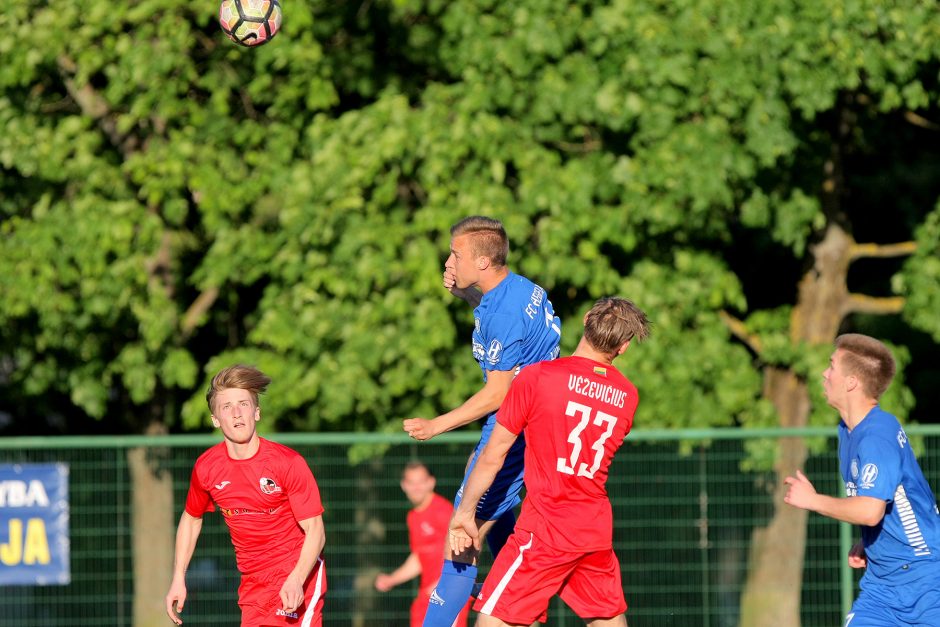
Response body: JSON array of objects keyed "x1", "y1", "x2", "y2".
[{"x1": 0, "y1": 463, "x2": 70, "y2": 585}]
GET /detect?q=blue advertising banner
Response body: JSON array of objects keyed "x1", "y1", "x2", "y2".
[{"x1": 0, "y1": 463, "x2": 70, "y2": 585}]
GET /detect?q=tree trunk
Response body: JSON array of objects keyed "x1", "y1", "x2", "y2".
[
  {"x1": 129, "y1": 421, "x2": 174, "y2": 627},
  {"x1": 739, "y1": 222, "x2": 854, "y2": 627}
]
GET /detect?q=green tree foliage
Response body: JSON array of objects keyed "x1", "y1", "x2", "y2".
[{"x1": 1, "y1": 0, "x2": 938, "y2": 436}]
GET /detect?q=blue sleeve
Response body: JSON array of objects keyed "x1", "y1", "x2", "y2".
[
  {"x1": 855, "y1": 435, "x2": 902, "y2": 502},
  {"x1": 480, "y1": 312, "x2": 525, "y2": 372}
]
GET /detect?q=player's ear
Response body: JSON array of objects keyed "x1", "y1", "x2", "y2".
[
  {"x1": 210, "y1": 415, "x2": 220, "y2": 428},
  {"x1": 254, "y1": 406, "x2": 261, "y2": 422},
  {"x1": 477, "y1": 256, "x2": 490, "y2": 271},
  {"x1": 616, "y1": 340, "x2": 630, "y2": 357}
]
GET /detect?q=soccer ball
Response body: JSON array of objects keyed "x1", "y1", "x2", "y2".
[{"x1": 219, "y1": 0, "x2": 282, "y2": 47}]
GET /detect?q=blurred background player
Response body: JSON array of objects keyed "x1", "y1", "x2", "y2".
[
  {"x1": 165, "y1": 364, "x2": 327, "y2": 626},
  {"x1": 374, "y1": 461, "x2": 470, "y2": 627},
  {"x1": 403, "y1": 216, "x2": 562, "y2": 626},
  {"x1": 785, "y1": 334, "x2": 940, "y2": 626},
  {"x1": 450, "y1": 297, "x2": 650, "y2": 627}
]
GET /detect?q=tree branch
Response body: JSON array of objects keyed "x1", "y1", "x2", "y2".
[
  {"x1": 719, "y1": 310, "x2": 763, "y2": 355},
  {"x1": 849, "y1": 240, "x2": 917, "y2": 261},
  {"x1": 905, "y1": 111, "x2": 939, "y2": 131},
  {"x1": 181, "y1": 287, "x2": 220, "y2": 337},
  {"x1": 56, "y1": 55, "x2": 138, "y2": 155},
  {"x1": 842, "y1": 294, "x2": 905, "y2": 316}
]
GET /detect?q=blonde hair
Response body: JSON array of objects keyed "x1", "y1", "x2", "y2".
[
  {"x1": 450, "y1": 216, "x2": 509, "y2": 267},
  {"x1": 834, "y1": 334, "x2": 896, "y2": 399},
  {"x1": 206, "y1": 364, "x2": 271, "y2": 413},
  {"x1": 584, "y1": 297, "x2": 651, "y2": 357}
]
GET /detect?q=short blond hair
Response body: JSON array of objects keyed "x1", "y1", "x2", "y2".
[
  {"x1": 450, "y1": 216, "x2": 509, "y2": 267},
  {"x1": 206, "y1": 364, "x2": 271, "y2": 413},
  {"x1": 584, "y1": 297, "x2": 651, "y2": 357},
  {"x1": 834, "y1": 334, "x2": 896, "y2": 399}
]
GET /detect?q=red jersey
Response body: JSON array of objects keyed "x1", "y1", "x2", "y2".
[
  {"x1": 496, "y1": 355, "x2": 638, "y2": 553},
  {"x1": 185, "y1": 437, "x2": 324, "y2": 575},
  {"x1": 407, "y1": 493, "x2": 452, "y2": 593}
]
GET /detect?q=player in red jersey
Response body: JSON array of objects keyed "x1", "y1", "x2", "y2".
[
  {"x1": 165, "y1": 365, "x2": 327, "y2": 627},
  {"x1": 449, "y1": 297, "x2": 650, "y2": 626},
  {"x1": 375, "y1": 461, "x2": 470, "y2": 627}
]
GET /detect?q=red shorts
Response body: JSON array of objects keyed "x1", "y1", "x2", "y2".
[
  {"x1": 238, "y1": 557, "x2": 327, "y2": 627},
  {"x1": 473, "y1": 531, "x2": 627, "y2": 624}
]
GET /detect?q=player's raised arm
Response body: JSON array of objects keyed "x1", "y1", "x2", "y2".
[
  {"x1": 165, "y1": 511, "x2": 203, "y2": 625},
  {"x1": 404, "y1": 369, "x2": 515, "y2": 440}
]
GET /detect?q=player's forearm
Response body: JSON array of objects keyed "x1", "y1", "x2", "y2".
[
  {"x1": 172, "y1": 512, "x2": 203, "y2": 579},
  {"x1": 804, "y1": 494, "x2": 886, "y2": 527},
  {"x1": 388, "y1": 553, "x2": 422, "y2": 585},
  {"x1": 288, "y1": 516, "x2": 326, "y2": 583},
  {"x1": 434, "y1": 380, "x2": 508, "y2": 434},
  {"x1": 455, "y1": 448, "x2": 504, "y2": 518},
  {"x1": 451, "y1": 286, "x2": 483, "y2": 307}
]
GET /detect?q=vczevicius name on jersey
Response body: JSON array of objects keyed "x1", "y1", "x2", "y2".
[{"x1": 567, "y1": 375, "x2": 628, "y2": 408}]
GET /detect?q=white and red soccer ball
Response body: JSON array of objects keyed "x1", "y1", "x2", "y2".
[{"x1": 219, "y1": 0, "x2": 282, "y2": 47}]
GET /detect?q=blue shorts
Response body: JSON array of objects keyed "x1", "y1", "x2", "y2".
[
  {"x1": 454, "y1": 413, "x2": 525, "y2": 521},
  {"x1": 846, "y1": 577, "x2": 940, "y2": 626}
]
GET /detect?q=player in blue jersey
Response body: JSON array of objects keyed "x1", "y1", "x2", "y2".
[
  {"x1": 784, "y1": 333, "x2": 940, "y2": 627},
  {"x1": 403, "y1": 216, "x2": 561, "y2": 627}
]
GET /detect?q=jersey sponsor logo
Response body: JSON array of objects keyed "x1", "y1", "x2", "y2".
[
  {"x1": 472, "y1": 339, "x2": 485, "y2": 362},
  {"x1": 259, "y1": 477, "x2": 282, "y2": 494},
  {"x1": 276, "y1": 609, "x2": 299, "y2": 619},
  {"x1": 429, "y1": 588, "x2": 445, "y2": 606},
  {"x1": 859, "y1": 464, "x2": 878, "y2": 489},
  {"x1": 214, "y1": 480, "x2": 230, "y2": 491},
  {"x1": 844, "y1": 481, "x2": 858, "y2": 497},
  {"x1": 486, "y1": 340, "x2": 503, "y2": 365}
]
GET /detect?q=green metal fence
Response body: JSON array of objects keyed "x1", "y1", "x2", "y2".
[{"x1": 1, "y1": 427, "x2": 939, "y2": 626}]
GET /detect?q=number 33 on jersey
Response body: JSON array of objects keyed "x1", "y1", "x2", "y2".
[{"x1": 496, "y1": 355, "x2": 639, "y2": 552}]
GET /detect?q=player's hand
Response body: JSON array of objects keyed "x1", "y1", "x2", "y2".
[
  {"x1": 375, "y1": 573, "x2": 395, "y2": 592},
  {"x1": 848, "y1": 541, "x2": 867, "y2": 569},
  {"x1": 278, "y1": 575, "x2": 305, "y2": 616},
  {"x1": 165, "y1": 580, "x2": 187, "y2": 625},
  {"x1": 783, "y1": 469, "x2": 817, "y2": 511},
  {"x1": 449, "y1": 511, "x2": 480, "y2": 555},
  {"x1": 404, "y1": 417, "x2": 437, "y2": 441},
  {"x1": 443, "y1": 265, "x2": 459, "y2": 293}
]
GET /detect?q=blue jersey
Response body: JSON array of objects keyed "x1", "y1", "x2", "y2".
[
  {"x1": 454, "y1": 272, "x2": 561, "y2": 521},
  {"x1": 838, "y1": 407, "x2": 940, "y2": 584},
  {"x1": 472, "y1": 272, "x2": 561, "y2": 385}
]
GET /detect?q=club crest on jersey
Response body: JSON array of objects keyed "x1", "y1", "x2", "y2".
[
  {"x1": 259, "y1": 477, "x2": 282, "y2": 494},
  {"x1": 851, "y1": 460, "x2": 859, "y2": 479},
  {"x1": 486, "y1": 340, "x2": 503, "y2": 364},
  {"x1": 859, "y1": 464, "x2": 878, "y2": 489}
]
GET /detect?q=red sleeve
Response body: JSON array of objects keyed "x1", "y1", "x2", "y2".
[
  {"x1": 496, "y1": 364, "x2": 539, "y2": 435},
  {"x1": 285, "y1": 452, "x2": 324, "y2": 522},
  {"x1": 184, "y1": 463, "x2": 213, "y2": 518}
]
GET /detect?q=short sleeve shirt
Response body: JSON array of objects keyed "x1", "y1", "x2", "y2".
[
  {"x1": 838, "y1": 407, "x2": 940, "y2": 582},
  {"x1": 185, "y1": 438, "x2": 324, "y2": 575},
  {"x1": 407, "y1": 493, "x2": 453, "y2": 592},
  {"x1": 497, "y1": 356, "x2": 638, "y2": 552}
]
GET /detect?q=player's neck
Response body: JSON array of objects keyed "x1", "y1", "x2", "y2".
[
  {"x1": 573, "y1": 338, "x2": 614, "y2": 365},
  {"x1": 413, "y1": 493, "x2": 435, "y2": 512},
  {"x1": 476, "y1": 266, "x2": 510, "y2": 294},
  {"x1": 842, "y1": 397, "x2": 878, "y2": 431},
  {"x1": 225, "y1": 433, "x2": 261, "y2": 460}
]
